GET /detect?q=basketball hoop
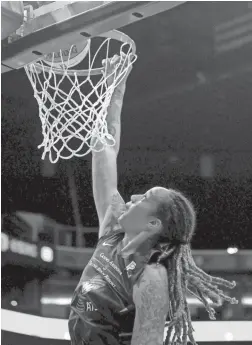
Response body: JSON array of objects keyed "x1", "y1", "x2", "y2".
[{"x1": 25, "y1": 30, "x2": 137, "y2": 163}]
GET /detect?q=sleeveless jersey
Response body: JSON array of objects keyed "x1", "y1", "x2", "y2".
[{"x1": 69, "y1": 229, "x2": 163, "y2": 345}]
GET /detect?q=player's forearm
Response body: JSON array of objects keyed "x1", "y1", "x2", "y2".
[
  {"x1": 91, "y1": 83, "x2": 126, "y2": 222},
  {"x1": 106, "y1": 82, "x2": 126, "y2": 155},
  {"x1": 92, "y1": 146, "x2": 118, "y2": 224}
]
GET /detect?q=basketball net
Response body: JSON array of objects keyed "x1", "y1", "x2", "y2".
[{"x1": 25, "y1": 36, "x2": 137, "y2": 163}]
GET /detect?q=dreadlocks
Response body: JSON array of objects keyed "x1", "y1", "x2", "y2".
[{"x1": 154, "y1": 189, "x2": 238, "y2": 345}]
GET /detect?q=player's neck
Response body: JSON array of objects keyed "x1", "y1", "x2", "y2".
[
  {"x1": 120, "y1": 229, "x2": 151, "y2": 258},
  {"x1": 121, "y1": 233, "x2": 135, "y2": 248}
]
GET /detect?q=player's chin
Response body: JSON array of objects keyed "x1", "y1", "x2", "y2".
[
  {"x1": 118, "y1": 213, "x2": 124, "y2": 223},
  {"x1": 118, "y1": 210, "x2": 128, "y2": 223}
]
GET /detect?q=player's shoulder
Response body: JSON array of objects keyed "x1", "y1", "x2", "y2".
[
  {"x1": 133, "y1": 263, "x2": 169, "y2": 300},
  {"x1": 141, "y1": 263, "x2": 168, "y2": 284}
]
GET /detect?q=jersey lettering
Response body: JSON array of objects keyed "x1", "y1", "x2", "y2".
[{"x1": 70, "y1": 231, "x2": 159, "y2": 345}]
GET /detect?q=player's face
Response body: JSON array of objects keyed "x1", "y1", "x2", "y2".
[{"x1": 118, "y1": 186, "x2": 171, "y2": 234}]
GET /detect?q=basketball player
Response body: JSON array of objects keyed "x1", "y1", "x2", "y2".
[{"x1": 69, "y1": 54, "x2": 238, "y2": 345}]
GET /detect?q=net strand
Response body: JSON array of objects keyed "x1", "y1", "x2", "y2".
[{"x1": 25, "y1": 37, "x2": 137, "y2": 163}]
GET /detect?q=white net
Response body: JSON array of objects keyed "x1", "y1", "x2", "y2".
[{"x1": 24, "y1": 35, "x2": 137, "y2": 163}]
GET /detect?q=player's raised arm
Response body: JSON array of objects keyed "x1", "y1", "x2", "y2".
[{"x1": 91, "y1": 54, "x2": 133, "y2": 238}]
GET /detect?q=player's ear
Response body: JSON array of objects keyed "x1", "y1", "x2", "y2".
[{"x1": 147, "y1": 217, "x2": 162, "y2": 233}]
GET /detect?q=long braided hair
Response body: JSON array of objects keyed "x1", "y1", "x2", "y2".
[{"x1": 153, "y1": 189, "x2": 238, "y2": 345}]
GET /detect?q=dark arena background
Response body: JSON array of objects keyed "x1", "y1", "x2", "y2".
[{"x1": 1, "y1": 1, "x2": 252, "y2": 345}]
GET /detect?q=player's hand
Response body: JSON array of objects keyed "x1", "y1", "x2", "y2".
[{"x1": 102, "y1": 52, "x2": 135, "y2": 88}]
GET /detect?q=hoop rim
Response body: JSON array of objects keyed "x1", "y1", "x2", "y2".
[{"x1": 31, "y1": 30, "x2": 136, "y2": 77}]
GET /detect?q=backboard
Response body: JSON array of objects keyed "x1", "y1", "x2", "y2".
[{"x1": 1, "y1": 1, "x2": 186, "y2": 73}]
